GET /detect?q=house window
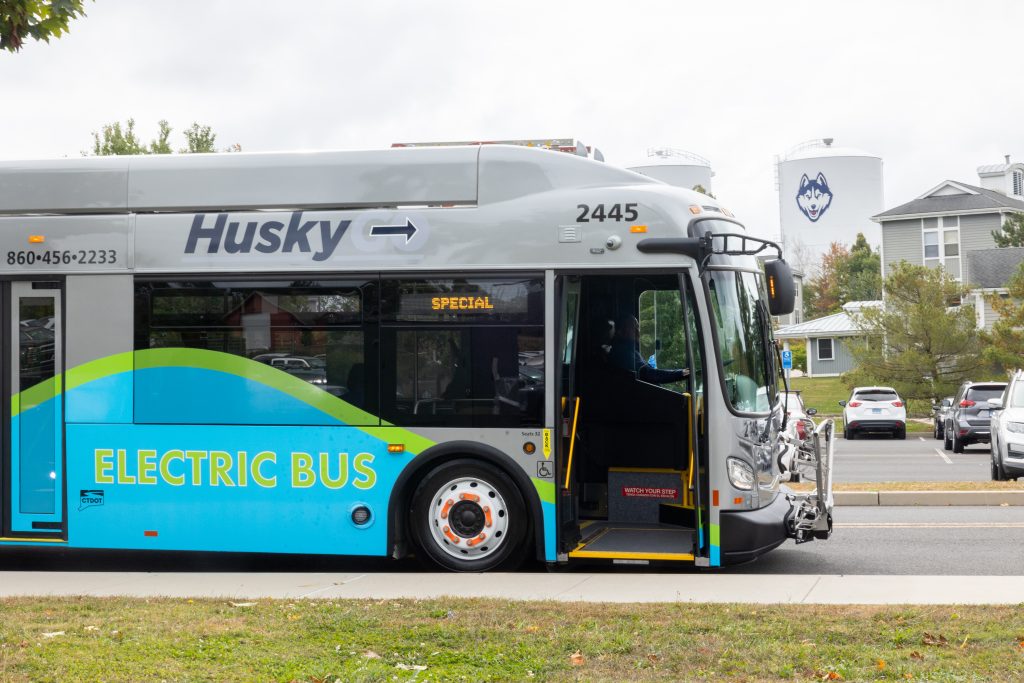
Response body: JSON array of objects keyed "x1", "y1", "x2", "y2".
[
  {"x1": 923, "y1": 216, "x2": 960, "y2": 279},
  {"x1": 1014, "y1": 170, "x2": 1023, "y2": 197},
  {"x1": 816, "y1": 337, "x2": 834, "y2": 361}
]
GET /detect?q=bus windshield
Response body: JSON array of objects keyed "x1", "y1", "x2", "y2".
[{"x1": 706, "y1": 269, "x2": 773, "y2": 413}]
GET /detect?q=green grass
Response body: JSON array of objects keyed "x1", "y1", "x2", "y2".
[
  {"x1": 1, "y1": 598, "x2": 1023, "y2": 681},
  {"x1": 788, "y1": 377, "x2": 934, "y2": 418},
  {"x1": 788, "y1": 376, "x2": 850, "y2": 415}
]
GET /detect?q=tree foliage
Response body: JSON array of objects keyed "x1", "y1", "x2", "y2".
[
  {"x1": 691, "y1": 184, "x2": 715, "y2": 199},
  {"x1": 803, "y1": 243, "x2": 849, "y2": 318},
  {"x1": 991, "y1": 212, "x2": 1024, "y2": 248},
  {"x1": 982, "y1": 261, "x2": 1024, "y2": 372},
  {"x1": 1, "y1": 0, "x2": 89, "y2": 52},
  {"x1": 844, "y1": 233, "x2": 883, "y2": 301},
  {"x1": 802, "y1": 233, "x2": 882, "y2": 319},
  {"x1": 845, "y1": 262, "x2": 984, "y2": 401},
  {"x1": 88, "y1": 119, "x2": 237, "y2": 156}
]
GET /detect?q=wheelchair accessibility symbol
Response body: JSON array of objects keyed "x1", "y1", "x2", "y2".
[{"x1": 536, "y1": 461, "x2": 552, "y2": 478}]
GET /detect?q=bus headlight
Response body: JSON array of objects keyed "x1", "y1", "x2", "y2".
[
  {"x1": 1006, "y1": 422, "x2": 1024, "y2": 434},
  {"x1": 727, "y1": 457, "x2": 755, "y2": 491}
]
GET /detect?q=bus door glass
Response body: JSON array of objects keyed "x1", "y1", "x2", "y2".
[
  {"x1": 7, "y1": 281, "x2": 64, "y2": 535},
  {"x1": 557, "y1": 276, "x2": 582, "y2": 549}
]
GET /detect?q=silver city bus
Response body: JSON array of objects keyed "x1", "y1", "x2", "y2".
[{"x1": 0, "y1": 144, "x2": 832, "y2": 570}]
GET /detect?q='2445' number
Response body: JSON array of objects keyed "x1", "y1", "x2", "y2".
[{"x1": 576, "y1": 203, "x2": 638, "y2": 223}]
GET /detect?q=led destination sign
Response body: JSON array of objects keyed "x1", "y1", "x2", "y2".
[{"x1": 431, "y1": 296, "x2": 494, "y2": 311}]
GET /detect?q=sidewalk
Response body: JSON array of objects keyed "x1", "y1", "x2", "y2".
[
  {"x1": 1, "y1": 571, "x2": 1022, "y2": 604},
  {"x1": 835, "y1": 490, "x2": 1024, "y2": 505}
]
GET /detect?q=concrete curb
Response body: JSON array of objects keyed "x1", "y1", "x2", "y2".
[
  {"x1": 835, "y1": 490, "x2": 1024, "y2": 506},
  {"x1": 2, "y1": 571, "x2": 1024, "y2": 603}
]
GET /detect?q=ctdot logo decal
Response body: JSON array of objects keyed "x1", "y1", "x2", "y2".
[
  {"x1": 79, "y1": 489, "x2": 105, "y2": 511},
  {"x1": 796, "y1": 172, "x2": 833, "y2": 222}
]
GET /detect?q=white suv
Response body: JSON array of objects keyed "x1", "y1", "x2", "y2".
[
  {"x1": 840, "y1": 386, "x2": 907, "y2": 440},
  {"x1": 989, "y1": 371, "x2": 1024, "y2": 481}
]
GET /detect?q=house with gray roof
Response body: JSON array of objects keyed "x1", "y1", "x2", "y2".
[
  {"x1": 775, "y1": 301, "x2": 880, "y2": 378},
  {"x1": 872, "y1": 157, "x2": 1024, "y2": 286},
  {"x1": 967, "y1": 246, "x2": 1024, "y2": 330},
  {"x1": 874, "y1": 182, "x2": 1024, "y2": 284}
]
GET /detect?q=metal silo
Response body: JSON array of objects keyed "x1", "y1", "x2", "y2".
[
  {"x1": 627, "y1": 147, "x2": 714, "y2": 194},
  {"x1": 776, "y1": 138, "x2": 884, "y2": 275}
]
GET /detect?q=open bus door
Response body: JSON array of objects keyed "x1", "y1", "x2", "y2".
[
  {"x1": 3, "y1": 280, "x2": 65, "y2": 539},
  {"x1": 555, "y1": 271, "x2": 707, "y2": 564}
]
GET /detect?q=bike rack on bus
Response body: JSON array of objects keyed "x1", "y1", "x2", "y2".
[{"x1": 784, "y1": 418, "x2": 835, "y2": 543}]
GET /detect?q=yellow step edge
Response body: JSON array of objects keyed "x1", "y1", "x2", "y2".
[
  {"x1": 568, "y1": 549, "x2": 695, "y2": 561},
  {"x1": 0, "y1": 537, "x2": 66, "y2": 544},
  {"x1": 608, "y1": 467, "x2": 684, "y2": 474}
]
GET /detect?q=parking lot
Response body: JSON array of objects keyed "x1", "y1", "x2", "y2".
[{"x1": 834, "y1": 431, "x2": 992, "y2": 482}]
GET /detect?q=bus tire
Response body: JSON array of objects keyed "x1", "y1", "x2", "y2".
[{"x1": 409, "y1": 459, "x2": 528, "y2": 572}]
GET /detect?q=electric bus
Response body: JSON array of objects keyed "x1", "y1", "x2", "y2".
[{"x1": 0, "y1": 144, "x2": 833, "y2": 570}]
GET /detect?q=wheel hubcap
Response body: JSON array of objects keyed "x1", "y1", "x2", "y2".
[{"x1": 428, "y1": 476, "x2": 510, "y2": 561}]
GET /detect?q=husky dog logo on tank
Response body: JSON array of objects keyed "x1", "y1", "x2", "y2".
[{"x1": 796, "y1": 172, "x2": 833, "y2": 222}]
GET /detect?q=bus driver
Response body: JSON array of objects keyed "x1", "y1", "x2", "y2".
[{"x1": 608, "y1": 316, "x2": 690, "y2": 385}]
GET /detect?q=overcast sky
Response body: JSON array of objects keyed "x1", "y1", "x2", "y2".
[{"x1": 2, "y1": 0, "x2": 1021, "y2": 239}]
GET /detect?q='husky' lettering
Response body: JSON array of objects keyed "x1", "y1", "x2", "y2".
[{"x1": 184, "y1": 211, "x2": 350, "y2": 261}]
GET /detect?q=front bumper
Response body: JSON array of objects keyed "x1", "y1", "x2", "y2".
[
  {"x1": 1000, "y1": 440, "x2": 1024, "y2": 477},
  {"x1": 720, "y1": 492, "x2": 792, "y2": 565}
]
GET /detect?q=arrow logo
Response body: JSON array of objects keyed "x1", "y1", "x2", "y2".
[{"x1": 369, "y1": 219, "x2": 418, "y2": 243}]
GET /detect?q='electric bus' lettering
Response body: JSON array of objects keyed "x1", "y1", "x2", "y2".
[{"x1": 93, "y1": 448, "x2": 377, "y2": 490}]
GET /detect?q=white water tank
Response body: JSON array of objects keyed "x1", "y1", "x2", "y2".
[
  {"x1": 776, "y1": 138, "x2": 883, "y2": 275},
  {"x1": 627, "y1": 147, "x2": 714, "y2": 193}
]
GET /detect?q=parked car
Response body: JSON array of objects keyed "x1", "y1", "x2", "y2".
[
  {"x1": 988, "y1": 372, "x2": 1024, "y2": 481},
  {"x1": 943, "y1": 381, "x2": 1007, "y2": 453},
  {"x1": 932, "y1": 396, "x2": 954, "y2": 440},
  {"x1": 780, "y1": 390, "x2": 817, "y2": 442},
  {"x1": 840, "y1": 386, "x2": 907, "y2": 439}
]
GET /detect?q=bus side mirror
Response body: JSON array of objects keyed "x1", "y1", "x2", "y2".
[
  {"x1": 838, "y1": 400, "x2": 846, "y2": 407},
  {"x1": 764, "y1": 259, "x2": 795, "y2": 316},
  {"x1": 806, "y1": 408, "x2": 817, "y2": 416}
]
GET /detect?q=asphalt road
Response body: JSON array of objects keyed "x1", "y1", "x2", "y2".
[
  {"x1": 729, "y1": 505, "x2": 1024, "y2": 575},
  {"x1": 3, "y1": 507, "x2": 1021, "y2": 578},
  {"x1": 833, "y1": 431, "x2": 992, "y2": 482}
]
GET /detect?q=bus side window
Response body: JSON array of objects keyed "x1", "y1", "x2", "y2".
[
  {"x1": 134, "y1": 279, "x2": 378, "y2": 425},
  {"x1": 379, "y1": 277, "x2": 544, "y2": 428}
]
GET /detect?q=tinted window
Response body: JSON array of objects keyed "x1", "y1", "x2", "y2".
[
  {"x1": 1009, "y1": 382, "x2": 1024, "y2": 408},
  {"x1": 380, "y1": 277, "x2": 544, "y2": 428},
  {"x1": 854, "y1": 390, "x2": 898, "y2": 402},
  {"x1": 967, "y1": 385, "x2": 1005, "y2": 403},
  {"x1": 135, "y1": 279, "x2": 377, "y2": 422}
]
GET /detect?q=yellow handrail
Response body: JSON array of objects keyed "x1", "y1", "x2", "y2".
[
  {"x1": 563, "y1": 397, "x2": 581, "y2": 490},
  {"x1": 685, "y1": 392, "x2": 696, "y2": 491}
]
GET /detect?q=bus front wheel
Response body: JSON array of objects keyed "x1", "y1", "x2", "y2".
[{"x1": 409, "y1": 459, "x2": 528, "y2": 572}]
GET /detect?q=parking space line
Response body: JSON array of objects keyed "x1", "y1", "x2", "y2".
[
  {"x1": 918, "y1": 437, "x2": 925, "y2": 442},
  {"x1": 933, "y1": 448, "x2": 953, "y2": 464}
]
